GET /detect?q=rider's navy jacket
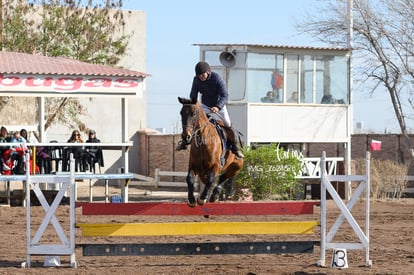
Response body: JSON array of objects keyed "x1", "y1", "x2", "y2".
[{"x1": 189, "y1": 71, "x2": 228, "y2": 110}]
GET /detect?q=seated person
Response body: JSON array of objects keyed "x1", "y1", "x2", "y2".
[
  {"x1": 287, "y1": 91, "x2": 298, "y2": 103},
  {"x1": 321, "y1": 92, "x2": 345, "y2": 104},
  {"x1": 64, "y1": 130, "x2": 86, "y2": 171},
  {"x1": 321, "y1": 93, "x2": 335, "y2": 104},
  {"x1": 8, "y1": 131, "x2": 27, "y2": 174},
  {"x1": 0, "y1": 127, "x2": 10, "y2": 174},
  {"x1": 21, "y1": 128, "x2": 40, "y2": 143},
  {"x1": 36, "y1": 146, "x2": 52, "y2": 174},
  {"x1": 10, "y1": 130, "x2": 25, "y2": 144},
  {"x1": 21, "y1": 128, "x2": 52, "y2": 174},
  {"x1": 82, "y1": 129, "x2": 104, "y2": 172},
  {"x1": 0, "y1": 126, "x2": 10, "y2": 142},
  {"x1": 19, "y1": 128, "x2": 29, "y2": 142},
  {"x1": 261, "y1": 91, "x2": 278, "y2": 103}
]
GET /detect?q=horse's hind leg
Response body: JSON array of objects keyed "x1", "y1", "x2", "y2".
[
  {"x1": 186, "y1": 171, "x2": 197, "y2": 207},
  {"x1": 209, "y1": 175, "x2": 234, "y2": 202},
  {"x1": 197, "y1": 171, "x2": 215, "y2": 205},
  {"x1": 209, "y1": 184, "x2": 222, "y2": 202}
]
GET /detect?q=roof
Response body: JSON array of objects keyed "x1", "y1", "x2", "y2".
[
  {"x1": 0, "y1": 51, "x2": 149, "y2": 77},
  {"x1": 193, "y1": 43, "x2": 350, "y2": 52}
]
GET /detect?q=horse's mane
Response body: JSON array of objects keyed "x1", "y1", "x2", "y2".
[
  {"x1": 194, "y1": 100, "x2": 209, "y2": 124},
  {"x1": 179, "y1": 97, "x2": 209, "y2": 125}
]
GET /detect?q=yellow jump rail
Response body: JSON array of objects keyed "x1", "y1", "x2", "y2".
[{"x1": 77, "y1": 221, "x2": 319, "y2": 237}]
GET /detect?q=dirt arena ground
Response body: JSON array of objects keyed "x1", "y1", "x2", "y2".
[{"x1": 0, "y1": 183, "x2": 413, "y2": 275}]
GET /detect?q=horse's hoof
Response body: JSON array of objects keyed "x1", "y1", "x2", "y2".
[
  {"x1": 197, "y1": 197, "x2": 206, "y2": 205},
  {"x1": 187, "y1": 200, "x2": 196, "y2": 208},
  {"x1": 209, "y1": 191, "x2": 220, "y2": 202}
]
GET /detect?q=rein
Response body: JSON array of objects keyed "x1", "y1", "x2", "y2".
[{"x1": 183, "y1": 107, "x2": 211, "y2": 147}]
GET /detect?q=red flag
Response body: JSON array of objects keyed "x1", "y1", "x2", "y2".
[{"x1": 370, "y1": 140, "x2": 381, "y2": 151}]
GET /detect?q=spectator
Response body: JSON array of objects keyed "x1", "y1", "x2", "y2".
[
  {"x1": 261, "y1": 91, "x2": 278, "y2": 103},
  {"x1": 0, "y1": 126, "x2": 10, "y2": 143},
  {"x1": 21, "y1": 129, "x2": 52, "y2": 174},
  {"x1": 10, "y1": 130, "x2": 26, "y2": 145},
  {"x1": 287, "y1": 91, "x2": 299, "y2": 103},
  {"x1": 65, "y1": 130, "x2": 85, "y2": 171},
  {"x1": 20, "y1": 129, "x2": 29, "y2": 141},
  {"x1": 82, "y1": 129, "x2": 104, "y2": 172},
  {"x1": 6, "y1": 131, "x2": 27, "y2": 174},
  {"x1": 321, "y1": 93, "x2": 335, "y2": 104}
]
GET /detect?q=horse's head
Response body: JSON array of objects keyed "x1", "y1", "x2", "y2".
[{"x1": 178, "y1": 97, "x2": 200, "y2": 145}]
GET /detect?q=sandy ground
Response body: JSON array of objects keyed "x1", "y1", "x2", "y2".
[{"x1": 0, "y1": 181, "x2": 413, "y2": 274}]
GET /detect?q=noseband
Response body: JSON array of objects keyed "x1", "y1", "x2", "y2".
[{"x1": 181, "y1": 105, "x2": 209, "y2": 146}]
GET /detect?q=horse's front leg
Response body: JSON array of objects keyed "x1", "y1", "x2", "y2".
[
  {"x1": 186, "y1": 171, "x2": 197, "y2": 207},
  {"x1": 197, "y1": 170, "x2": 215, "y2": 205}
]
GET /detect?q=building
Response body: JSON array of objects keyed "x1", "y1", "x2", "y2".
[
  {"x1": 195, "y1": 44, "x2": 351, "y2": 144},
  {"x1": 0, "y1": 10, "x2": 148, "y2": 174}
]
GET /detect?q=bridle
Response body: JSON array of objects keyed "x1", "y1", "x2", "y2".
[{"x1": 181, "y1": 104, "x2": 210, "y2": 147}]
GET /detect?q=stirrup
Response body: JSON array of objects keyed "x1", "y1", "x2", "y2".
[{"x1": 233, "y1": 149, "x2": 244, "y2": 159}]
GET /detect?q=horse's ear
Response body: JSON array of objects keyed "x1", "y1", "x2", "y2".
[
  {"x1": 178, "y1": 97, "x2": 186, "y2": 104},
  {"x1": 178, "y1": 97, "x2": 196, "y2": 105}
]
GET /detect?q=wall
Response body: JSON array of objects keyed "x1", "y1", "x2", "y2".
[
  {"x1": 138, "y1": 132, "x2": 414, "y2": 176},
  {"x1": 138, "y1": 130, "x2": 188, "y2": 181}
]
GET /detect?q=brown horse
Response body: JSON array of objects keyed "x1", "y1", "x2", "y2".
[{"x1": 178, "y1": 97, "x2": 244, "y2": 207}]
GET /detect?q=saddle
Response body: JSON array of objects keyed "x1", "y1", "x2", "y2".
[
  {"x1": 207, "y1": 114, "x2": 244, "y2": 161},
  {"x1": 208, "y1": 117, "x2": 228, "y2": 166},
  {"x1": 208, "y1": 117, "x2": 227, "y2": 144}
]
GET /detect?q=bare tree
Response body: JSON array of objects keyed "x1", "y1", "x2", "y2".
[{"x1": 296, "y1": 0, "x2": 414, "y2": 155}]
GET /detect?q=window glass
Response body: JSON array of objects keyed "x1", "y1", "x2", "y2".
[
  {"x1": 204, "y1": 50, "x2": 349, "y2": 104},
  {"x1": 205, "y1": 51, "x2": 221, "y2": 66},
  {"x1": 228, "y1": 69, "x2": 246, "y2": 101},
  {"x1": 318, "y1": 55, "x2": 348, "y2": 104},
  {"x1": 246, "y1": 53, "x2": 284, "y2": 103},
  {"x1": 286, "y1": 55, "x2": 299, "y2": 103},
  {"x1": 328, "y1": 56, "x2": 348, "y2": 104},
  {"x1": 248, "y1": 53, "x2": 277, "y2": 69},
  {"x1": 301, "y1": 55, "x2": 314, "y2": 103},
  {"x1": 315, "y1": 57, "x2": 325, "y2": 104}
]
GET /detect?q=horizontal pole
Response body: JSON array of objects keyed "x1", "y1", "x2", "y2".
[
  {"x1": 77, "y1": 221, "x2": 320, "y2": 236},
  {"x1": 0, "y1": 173, "x2": 134, "y2": 182},
  {"x1": 28, "y1": 244, "x2": 74, "y2": 256},
  {"x1": 79, "y1": 241, "x2": 316, "y2": 256},
  {"x1": 326, "y1": 242, "x2": 366, "y2": 250},
  {"x1": 77, "y1": 201, "x2": 319, "y2": 216},
  {"x1": 158, "y1": 171, "x2": 187, "y2": 177},
  {"x1": 0, "y1": 142, "x2": 133, "y2": 147}
]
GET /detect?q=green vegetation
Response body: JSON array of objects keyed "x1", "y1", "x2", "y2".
[{"x1": 235, "y1": 144, "x2": 302, "y2": 200}]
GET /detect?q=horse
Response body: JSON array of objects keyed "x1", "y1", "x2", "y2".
[{"x1": 178, "y1": 97, "x2": 244, "y2": 207}]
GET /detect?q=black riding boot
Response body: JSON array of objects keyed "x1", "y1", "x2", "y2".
[
  {"x1": 224, "y1": 126, "x2": 244, "y2": 158},
  {"x1": 176, "y1": 140, "x2": 188, "y2": 151}
]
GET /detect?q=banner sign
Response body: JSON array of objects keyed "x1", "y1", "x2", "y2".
[{"x1": 0, "y1": 74, "x2": 143, "y2": 97}]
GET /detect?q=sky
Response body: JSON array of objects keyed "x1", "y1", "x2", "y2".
[{"x1": 123, "y1": 0, "x2": 405, "y2": 134}]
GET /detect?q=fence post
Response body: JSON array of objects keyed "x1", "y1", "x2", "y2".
[{"x1": 318, "y1": 151, "x2": 327, "y2": 267}]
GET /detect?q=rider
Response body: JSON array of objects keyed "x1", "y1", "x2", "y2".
[{"x1": 176, "y1": 61, "x2": 244, "y2": 158}]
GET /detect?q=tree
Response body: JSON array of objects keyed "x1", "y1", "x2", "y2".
[
  {"x1": 0, "y1": 0, "x2": 130, "y2": 130},
  {"x1": 296, "y1": 0, "x2": 414, "y2": 155}
]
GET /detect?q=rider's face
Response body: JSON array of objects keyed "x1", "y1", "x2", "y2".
[{"x1": 198, "y1": 71, "x2": 209, "y2": 81}]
